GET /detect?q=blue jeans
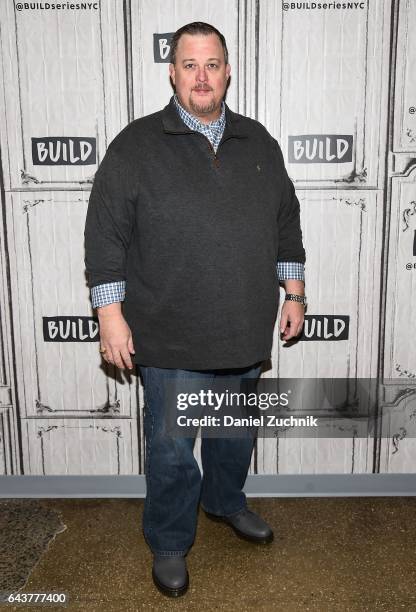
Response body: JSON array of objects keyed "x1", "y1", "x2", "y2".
[{"x1": 139, "y1": 362, "x2": 263, "y2": 557}]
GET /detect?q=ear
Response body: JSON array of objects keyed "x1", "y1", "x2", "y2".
[
  {"x1": 169, "y1": 63, "x2": 176, "y2": 86},
  {"x1": 225, "y1": 63, "x2": 231, "y2": 79}
]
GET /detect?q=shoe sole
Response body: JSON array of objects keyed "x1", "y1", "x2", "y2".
[
  {"x1": 152, "y1": 569, "x2": 189, "y2": 598},
  {"x1": 204, "y1": 511, "x2": 274, "y2": 544}
]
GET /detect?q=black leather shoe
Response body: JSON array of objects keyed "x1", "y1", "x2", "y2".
[
  {"x1": 152, "y1": 555, "x2": 189, "y2": 597},
  {"x1": 204, "y1": 507, "x2": 274, "y2": 544}
]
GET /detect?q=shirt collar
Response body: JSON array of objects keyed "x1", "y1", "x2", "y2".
[
  {"x1": 173, "y1": 93, "x2": 226, "y2": 132},
  {"x1": 161, "y1": 96, "x2": 248, "y2": 140}
]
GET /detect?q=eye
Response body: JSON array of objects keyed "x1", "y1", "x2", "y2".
[
  {"x1": 184, "y1": 63, "x2": 195, "y2": 69},
  {"x1": 207, "y1": 64, "x2": 219, "y2": 69}
]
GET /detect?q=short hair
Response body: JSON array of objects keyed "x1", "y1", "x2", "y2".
[{"x1": 170, "y1": 22, "x2": 229, "y2": 65}]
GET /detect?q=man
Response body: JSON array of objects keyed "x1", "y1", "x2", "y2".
[{"x1": 84, "y1": 22, "x2": 306, "y2": 598}]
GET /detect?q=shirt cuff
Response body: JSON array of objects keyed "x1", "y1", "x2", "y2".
[
  {"x1": 277, "y1": 262, "x2": 305, "y2": 282},
  {"x1": 91, "y1": 281, "x2": 126, "y2": 309}
]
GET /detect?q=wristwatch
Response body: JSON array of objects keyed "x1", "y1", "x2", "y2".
[{"x1": 285, "y1": 293, "x2": 307, "y2": 307}]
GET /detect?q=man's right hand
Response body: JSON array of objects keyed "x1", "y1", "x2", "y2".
[{"x1": 97, "y1": 302, "x2": 135, "y2": 370}]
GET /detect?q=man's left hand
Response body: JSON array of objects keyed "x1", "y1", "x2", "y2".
[{"x1": 279, "y1": 300, "x2": 305, "y2": 341}]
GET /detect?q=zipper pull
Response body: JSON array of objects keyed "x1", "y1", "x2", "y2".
[
  {"x1": 207, "y1": 139, "x2": 220, "y2": 167},
  {"x1": 211, "y1": 145, "x2": 220, "y2": 167}
]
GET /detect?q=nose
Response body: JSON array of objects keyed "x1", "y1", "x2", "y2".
[{"x1": 196, "y1": 66, "x2": 208, "y2": 82}]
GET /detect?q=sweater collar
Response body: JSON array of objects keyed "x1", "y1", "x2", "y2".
[{"x1": 161, "y1": 95, "x2": 248, "y2": 139}]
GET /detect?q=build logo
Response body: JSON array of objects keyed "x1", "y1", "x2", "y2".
[
  {"x1": 32, "y1": 137, "x2": 96, "y2": 165},
  {"x1": 299, "y1": 315, "x2": 349, "y2": 341},
  {"x1": 288, "y1": 135, "x2": 353, "y2": 163},
  {"x1": 153, "y1": 33, "x2": 173, "y2": 62},
  {"x1": 43, "y1": 317, "x2": 99, "y2": 342}
]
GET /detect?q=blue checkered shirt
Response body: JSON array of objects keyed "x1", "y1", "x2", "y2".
[
  {"x1": 172, "y1": 93, "x2": 226, "y2": 153},
  {"x1": 91, "y1": 97, "x2": 305, "y2": 308}
]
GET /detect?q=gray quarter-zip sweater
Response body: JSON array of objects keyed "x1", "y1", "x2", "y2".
[{"x1": 84, "y1": 96, "x2": 306, "y2": 370}]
